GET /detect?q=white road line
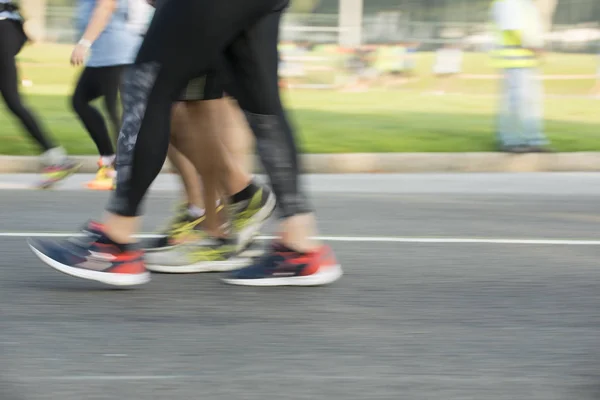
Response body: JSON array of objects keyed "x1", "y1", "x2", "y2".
[
  {"x1": 21, "y1": 375, "x2": 193, "y2": 381},
  {"x1": 15, "y1": 374, "x2": 561, "y2": 383},
  {"x1": 0, "y1": 183, "x2": 33, "y2": 190},
  {"x1": 0, "y1": 233, "x2": 172, "y2": 238},
  {"x1": 0, "y1": 232, "x2": 600, "y2": 245}
]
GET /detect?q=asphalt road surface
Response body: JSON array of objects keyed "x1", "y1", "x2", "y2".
[{"x1": 1, "y1": 173, "x2": 600, "y2": 400}]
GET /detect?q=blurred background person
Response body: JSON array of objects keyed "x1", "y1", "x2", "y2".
[
  {"x1": 490, "y1": 0, "x2": 551, "y2": 153},
  {"x1": 432, "y1": 42, "x2": 464, "y2": 95},
  {"x1": 0, "y1": 0, "x2": 80, "y2": 188},
  {"x1": 590, "y1": 51, "x2": 600, "y2": 98},
  {"x1": 71, "y1": 0, "x2": 143, "y2": 190},
  {"x1": 373, "y1": 42, "x2": 410, "y2": 87},
  {"x1": 343, "y1": 45, "x2": 379, "y2": 91},
  {"x1": 278, "y1": 41, "x2": 308, "y2": 89},
  {"x1": 404, "y1": 42, "x2": 420, "y2": 77}
]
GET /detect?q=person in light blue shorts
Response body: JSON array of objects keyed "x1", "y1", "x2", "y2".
[{"x1": 71, "y1": 0, "x2": 143, "y2": 190}]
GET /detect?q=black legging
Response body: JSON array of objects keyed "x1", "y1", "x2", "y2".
[
  {"x1": 72, "y1": 65, "x2": 124, "y2": 156},
  {"x1": 107, "y1": 0, "x2": 310, "y2": 219},
  {"x1": 0, "y1": 19, "x2": 55, "y2": 151}
]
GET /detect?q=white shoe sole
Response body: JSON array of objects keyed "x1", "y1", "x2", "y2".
[
  {"x1": 146, "y1": 231, "x2": 265, "y2": 254},
  {"x1": 222, "y1": 264, "x2": 343, "y2": 287},
  {"x1": 144, "y1": 244, "x2": 176, "y2": 253},
  {"x1": 145, "y1": 257, "x2": 251, "y2": 274},
  {"x1": 236, "y1": 191, "x2": 276, "y2": 252},
  {"x1": 29, "y1": 243, "x2": 150, "y2": 287}
]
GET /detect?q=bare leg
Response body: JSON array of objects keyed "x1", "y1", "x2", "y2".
[
  {"x1": 104, "y1": 214, "x2": 139, "y2": 244},
  {"x1": 220, "y1": 98, "x2": 255, "y2": 173},
  {"x1": 170, "y1": 98, "x2": 253, "y2": 235},
  {"x1": 168, "y1": 103, "x2": 204, "y2": 209}
]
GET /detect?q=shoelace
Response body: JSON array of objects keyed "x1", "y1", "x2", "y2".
[
  {"x1": 67, "y1": 227, "x2": 100, "y2": 248},
  {"x1": 168, "y1": 219, "x2": 202, "y2": 239},
  {"x1": 157, "y1": 203, "x2": 188, "y2": 234},
  {"x1": 227, "y1": 201, "x2": 260, "y2": 231}
]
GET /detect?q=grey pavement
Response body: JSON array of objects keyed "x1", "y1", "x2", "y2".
[
  {"x1": 1, "y1": 174, "x2": 600, "y2": 400},
  {"x1": 6, "y1": 172, "x2": 600, "y2": 194}
]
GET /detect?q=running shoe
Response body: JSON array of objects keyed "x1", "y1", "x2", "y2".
[
  {"x1": 222, "y1": 242, "x2": 342, "y2": 286},
  {"x1": 38, "y1": 159, "x2": 82, "y2": 189},
  {"x1": 85, "y1": 159, "x2": 116, "y2": 191},
  {"x1": 27, "y1": 221, "x2": 150, "y2": 287},
  {"x1": 143, "y1": 202, "x2": 223, "y2": 252},
  {"x1": 228, "y1": 184, "x2": 276, "y2": 251},
  {"x1": 145, "y1": 235, "x2": 250, "y2": 273}
]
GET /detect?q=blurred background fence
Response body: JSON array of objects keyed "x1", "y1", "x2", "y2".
[{"x1": 36, "y1": 0, "x2": 600, "y2": 53}]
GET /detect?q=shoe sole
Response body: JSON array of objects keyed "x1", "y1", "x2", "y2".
[
  {"x1": 28, "y1": 242, "x2": 150, "y2": 287},
  {"x1": 144, "y1": 240, "x2": 264, "y2": 273},
  {"x1": 222, "y1": 264, "x2": 343, "y2": 287},
  {"x1": 145, "y1": 257, "x2": 252, "y2": 274},
  {"x1": 144, "y1": 231, "x2": 264, "y2": 254},
  {"x1": 144, "y1": 244, "x2": 177, "y2": 253},
  {"x1": 236, "y1": 191, "x2": 277, "y2": 252}
]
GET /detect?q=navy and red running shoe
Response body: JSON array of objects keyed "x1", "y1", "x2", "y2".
[
  {"x1": 28, "y1": 221, "x2": 150, "y2": 287},
  {"x1": 222, "y1": 242, "x2": 342, "y2": 286}
]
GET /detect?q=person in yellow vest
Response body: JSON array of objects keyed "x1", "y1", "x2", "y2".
[{"x1": 490, "y1": 0, "x2": 551, "y2": 153}]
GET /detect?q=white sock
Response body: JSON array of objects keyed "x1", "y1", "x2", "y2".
[
  {"x1": 101, "y1": 155, "x2": 116, "y2": 167},
  {"x1": 188, "y1": 205, "x2": 205, "y2": 218},
  {"x1": 41, "y1": 147, "x2": 67, "y2": 166}
]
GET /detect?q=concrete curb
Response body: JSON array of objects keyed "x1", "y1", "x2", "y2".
[
  {"x1": 299, "y1": 153, "x2": 600, "y2": 173},
  {"x1": 1, "y1": 153, "x2": 600, "y2": 173}
]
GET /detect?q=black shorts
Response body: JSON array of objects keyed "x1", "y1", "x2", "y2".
[
  {"x1": 177, "y1": 72, "x2": 224, "y2": 101},
  {"x1": 0, "y1": 19, "x2": 27, "y2": 57}
]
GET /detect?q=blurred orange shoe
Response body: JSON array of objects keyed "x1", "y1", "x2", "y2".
[{"x1": 85, "y1": 159, "x2": 116, "y2": 191}]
